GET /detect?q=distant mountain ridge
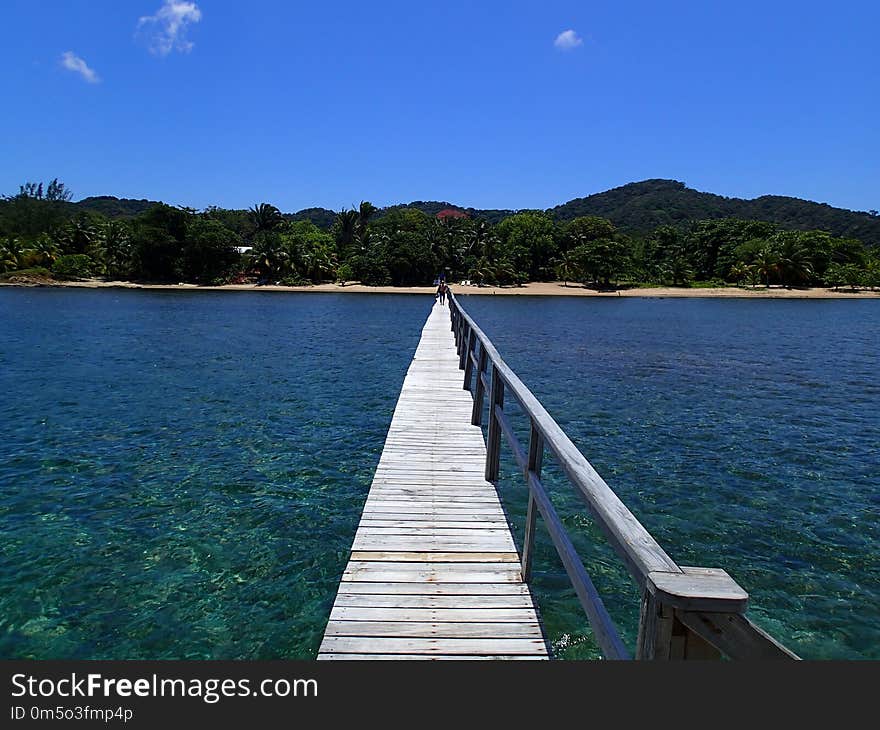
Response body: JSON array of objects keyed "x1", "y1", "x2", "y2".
[
  {"x1": 73, "y1": 180, "x2": 880, "y2": 245},
  {"x1": 546, "y1": 180, "x2": 880, "y2": 245}
]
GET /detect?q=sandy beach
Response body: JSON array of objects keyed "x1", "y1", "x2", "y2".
[{"x1": 3, "y1": 277, "x2": 878, "y2": 298}]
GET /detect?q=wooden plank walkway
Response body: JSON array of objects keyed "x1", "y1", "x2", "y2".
[{"x1": 318, "y1": 301, "x2": 549, "y2": 660}]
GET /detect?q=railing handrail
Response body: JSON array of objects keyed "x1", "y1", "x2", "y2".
[
  {"x1": 451, "y1": 294, "x2": 680, "y2": 585},
  {"x1": 447, "y1": 291, "x2": 799, "y2": 660}
]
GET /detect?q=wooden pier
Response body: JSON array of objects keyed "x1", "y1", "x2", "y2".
[
  {"x1": 319, "y1": 294, "x2": 798, "y2": 660},
  {"x1": 318, "y1": 301, "x2": 548, "y2": 659}
]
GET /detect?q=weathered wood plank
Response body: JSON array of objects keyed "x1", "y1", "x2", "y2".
[
  {"x1": 328, "y1": 606, "x2": 542, "y2": 623},
  {"x1": 333, "y1": 593, "x2": 537, "y2": 608},
  {"x1": 352, "y1": 542, "x2": 516, "y2": 555},
  {"x1": 324, "y1": 621, "x2": 545, "y2": 639},
  {"x1": 348, "y1": 551, "x2": 519, "y2": 562},
  {"x1": 355, "y1": 527, "x2": 513, "y2": 538},
  {"x1": 353, "y1": 529, "x2": 513, "y2": 539},
  {"x1": 334, "y1": 582, "x2": 532, "y2": 596},
  {"x1": 320, "y1": 637, "x2": 547, "y2": 656},
  {"x1": 317, "y1": 653, "x2": 545, "y2": 661},
  {"x1": 365, "y1": 492, "x2": 502, "y2": 500},
  {"x1": 362, "y1": 500, "x2": 504, "y2": 511},
  {"x1": 341, "y1": 562, "x2": 525, "y2": 583},
  {"x1": 358, "y1": 515, "x2": 509, "y2": 525}
]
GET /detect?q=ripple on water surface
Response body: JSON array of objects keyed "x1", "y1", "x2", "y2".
[
  {"x1": 463, "y1": 296, "x2": 879, "y2": 660},
  {"x1": 0, "y1": 290, "x2": 877, "y2": 659},
  {"x1": 0, "y1": 289, "x2": 427, "y2": 659}
]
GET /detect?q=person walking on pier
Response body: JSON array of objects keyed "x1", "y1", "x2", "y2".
[{"x1": 437, "y1": 279, "x2": 448, "y2": 305}]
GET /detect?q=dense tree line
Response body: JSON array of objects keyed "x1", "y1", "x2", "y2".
[{"x1": 1, "y1": 179, "x2": 878, "y2": 290}]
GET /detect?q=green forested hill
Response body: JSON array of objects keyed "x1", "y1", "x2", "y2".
[
  {"x1": 547, "y1": 180, "x2": 880, "y2": 245},
  {"x1": 741, "y1": 195, "x2": 879, "y2": 245},
  {"x1": 286, "y1": 207, "x2": 337, "y2": 229},
  {"x1": 77, "y1": 196, "x2": 160, "y2": 218},
  {"x1": 74, "y1": 198, "x2": 340, "y2": 230},
  {"x1": 384, "y1": 201, "x2": 515, "y2": 225},
  {"x1": 384, "y1": 201, "x2": 464, "y2": 217}
]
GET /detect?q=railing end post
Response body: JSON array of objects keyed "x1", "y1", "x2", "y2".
[{"x1": 637, "y1": 567, "x2": 750, "y2": 660}]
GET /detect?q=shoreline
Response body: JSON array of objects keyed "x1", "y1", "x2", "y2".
[{"x1": 2, "y1": 278, "x2": 879, "y2": 299}]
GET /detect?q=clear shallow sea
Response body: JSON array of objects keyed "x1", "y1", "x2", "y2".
[
  {"x1": 463, "y1": 295, "x2": 880, "y2": 659},
  {"x1": 0, "y1": 289, "x2": 877, "y2": 659}
]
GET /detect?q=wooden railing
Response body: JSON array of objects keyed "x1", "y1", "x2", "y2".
[{"x1": 448, "y1": 292, "x2": 799, "y2": 660}]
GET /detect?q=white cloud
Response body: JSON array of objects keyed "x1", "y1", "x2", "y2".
[
  {"x1": 554, "y1": 29, "x2": 584, "y2": 51},
  {"x1": 60, "y1": 51, "x2": 100, "y2": 83},
  {"x1": 137, "y1": 1, "x2": 202, "y2": 57}
]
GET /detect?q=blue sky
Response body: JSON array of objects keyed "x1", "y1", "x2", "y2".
[{"x1": 2, "y1": 1, "x2": 878, "y2": 213}]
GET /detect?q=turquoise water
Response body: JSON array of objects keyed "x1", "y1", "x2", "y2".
[
  {"x1": 463, "y1": 296, "x2": 879, "y2": 660},
  {"x1": 0, "y1": 289, "x2": 425, "y2": 659},
  {"x1": 0, "y1": 289, "x2": 877, "y2": 659}
]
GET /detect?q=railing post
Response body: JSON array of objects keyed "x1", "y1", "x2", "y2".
[
  {"x1": 471, "y1": 344, "x2": 489, "y2": 426},
  {"x1": 521, "y1": 421, "x2": 544, "y2": 582},
  {"x1": 463, "y1": 329, "x2": 476, "y2": 389},
  {"x1": 485, "y1": 365, "x2": 505, "y2": 482},
  {"x1": 458, "y1": 321, "x2": 469, "y2": 369},
  {"x1": 635, "y1": 568, "x2": 747, "y2": 660},
  {"x1": 636, "y1": 591, "x2": 675, "y2": 660}
]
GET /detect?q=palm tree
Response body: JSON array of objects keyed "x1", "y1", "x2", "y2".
[
  {"x1": 248, "y1": 238, "x2": 290, "y2": 281},
  {"x1": 248, "y1": 203, "x2": 283, "y2": 233},
  {"x1": 494, "y1": 258, "x2": 519, "y2": 285},
  {"x1": 0, "y1": 237, "x2": 26, "y2": 272},
  {"x1": 462, "y1": 221, "x2": 481, "y2": 259},
  {"x1": 468, "y1": 257, "x2": 494, "y2": 287},
  {"x1": 62, "y1": 218, "x2": 97, "y2": 254},
  {"x1": 302, "y1": 242, "x2": 337, "y2": 282},
  {"x1": 825, "y1": 262, "x2": 861, "y2": 291},
  {"x1": 464, "y1": 221, "x2": 499, "y2": 271},
  {"x1": 428, "y1": 218, "x2": 451, "y2": 272},
  {"x1": 863, "y1": 257, "x2": 880, "y2": 291},
  {"x1": 752, "y1": 246, "x2": 780, "y2": 288},
  {"x1": 554, "y1": 250, "x2": 581, "y2": 287},
  {"x1": 332, "y1": 209, "x2": 358, "y2": 254},
  {"x1": 99, "y1": 221, "x2": 132, "y2": 278},
  {"x1": 353, "y1": 201, "x2": 377, "y2": 253},
  {"x1": 661, "y1": 256, "x2": 694, "y2": 286},
  {"x1": 729, "y1": 262, "x2": 751, "y2": 287},
  {"x1": 30, "y1": 234, "x2": 60, "y2": 267},
  {"x1": 775, "y1": 237, "x2": 814, "y2": 287},
  {"x1": 356, "y1": 201, "x2": 376, "y2": 233}
]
